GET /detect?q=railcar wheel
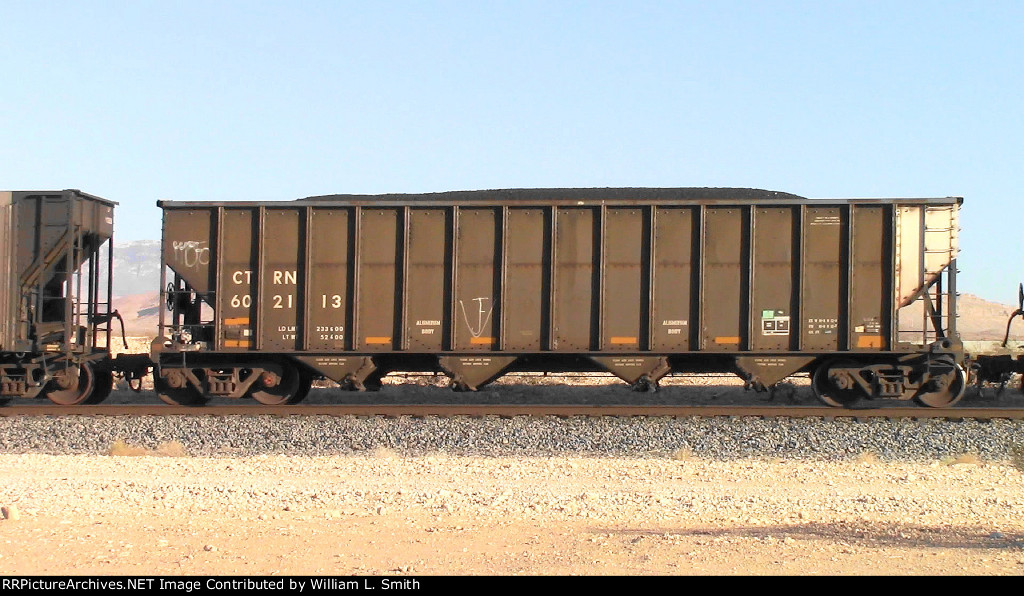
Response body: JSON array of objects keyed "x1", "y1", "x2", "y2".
[
  {"x1": 155, "y1": 372, "x2": 208, "y2": 406},
  {"x1": 44, "y1": 364, "x2": 95, "y2": 405},
  {"x1": 812, "y1": 360, "x2": 863, "y2": 408},
  {"x1": 85, "y1": 370, "x2": 114, "y2": 404},
  {"x1": 250, "y1": 362, "x2": 308, "y2": 405},
  {"x1": 913, "y1": 363, "x2": 967, "y2": 408},
  {"x1": 291, "y1": 368, "x2": 312, "y2": 404}
]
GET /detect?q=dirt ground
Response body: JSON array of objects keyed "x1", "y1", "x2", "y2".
[
  {"x1": 1, "y1": 452, "x2": 1023, "y2": 576},
  {"x1": 0, "y1": 335, "x2": 1018, "y2": 576}
]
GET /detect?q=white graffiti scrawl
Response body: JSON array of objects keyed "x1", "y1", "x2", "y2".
[
  {"x1": 458, "y1": 297, "x2": 495, "y2": 338},
  {"x1": 172, "y1": 240, "x2": 210, "y2": 269}
]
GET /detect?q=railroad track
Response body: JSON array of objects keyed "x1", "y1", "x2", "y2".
[{"x1": 2, "y1": 403, "x2": 1023, "y2": 419}]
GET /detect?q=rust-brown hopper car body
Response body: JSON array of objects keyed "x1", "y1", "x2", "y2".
[
  {"x1": 155, "y1": 188, "x2": 967, "y2": 407},
  {"x1": 0, "y1": 190, "x2": 118, "y2": 404}
]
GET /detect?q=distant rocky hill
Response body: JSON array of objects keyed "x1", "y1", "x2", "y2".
[
  {"x1": 112, "y1": 240, "x2": 161, "y2": 298},
  {"x1": 897, "y1": 293, "x2": 1022, "y2": 342},
  {"x1": 112, "y1": 292, "x2": 160, "y2": 335},
  {"x1": 107, "y1": 240, "x2": 159, "y2": 335},
  {"x1": 945, "y1": 293, "x2": 1023, "y2": 341}
]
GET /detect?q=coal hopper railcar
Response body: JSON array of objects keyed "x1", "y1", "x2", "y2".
[
  {"x1": 153, "y1": 188, "x2": 966, "y2": 408},
  {"x1": 0, "y1": 190, "x2": 120, "y2": 404}
]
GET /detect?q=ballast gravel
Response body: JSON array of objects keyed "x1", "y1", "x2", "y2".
[{"x1": 0, "y1": 412, "x2": 1022, "y2": 461}]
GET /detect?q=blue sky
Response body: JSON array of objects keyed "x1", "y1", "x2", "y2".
[{"x1": 2, "y1": 1, "x2": 1021, "y2": 302}]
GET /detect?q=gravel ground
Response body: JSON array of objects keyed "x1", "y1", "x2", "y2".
[
  {"x1": 3, "y1": 376, "x2": 1024, "y2": 575},
  {"x1": 1, "y1": 453, "x2": 1023, "y2": 575}
]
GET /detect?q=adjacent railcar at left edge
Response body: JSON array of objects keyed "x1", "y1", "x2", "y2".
[{"x1": 0, "y1": 190, "x2": 119, "y2": 404}]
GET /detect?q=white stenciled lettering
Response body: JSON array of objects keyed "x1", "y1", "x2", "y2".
[
  {"x1": 273, "y1": 270, "x2": 297, "y2": 285},
  {"x1": 230, "y1": 294, "x2": 252, "y2": 308}
]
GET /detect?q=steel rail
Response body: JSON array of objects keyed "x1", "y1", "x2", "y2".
[{"x1": 0, "y1": 404, "x2": 1022, "y2": 420}]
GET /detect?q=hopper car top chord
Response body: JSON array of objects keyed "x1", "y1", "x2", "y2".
[{"x1": 1, "y1": 188, "x2": 1021, "y2": 408}]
